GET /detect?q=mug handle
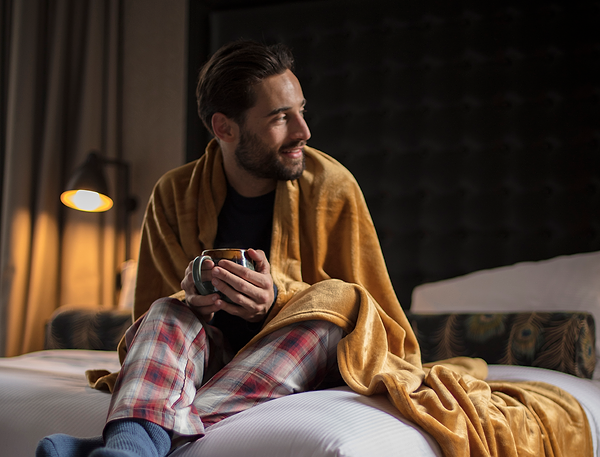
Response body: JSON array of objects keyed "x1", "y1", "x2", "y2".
[{"x1": 192, "y1": 255, "x2": 215, "y2": 296}]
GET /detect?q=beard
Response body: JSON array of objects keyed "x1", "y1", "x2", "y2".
[{"x1": 234, "y1": 129, "x2": 306, "y2": 181}]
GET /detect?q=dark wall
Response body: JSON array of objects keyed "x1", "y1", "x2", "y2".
[
  {"x1": 187, "y1": 0, "x2": 600, "y2": 308},
  {"x1": 185, "y1": 0, "x2": 318, "y2": 162}
]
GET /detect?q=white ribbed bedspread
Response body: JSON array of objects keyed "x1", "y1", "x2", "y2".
[{"x1": 0, "y1": 350, "x2": 598, "y2": 457}]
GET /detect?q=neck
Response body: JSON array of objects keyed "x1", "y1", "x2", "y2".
[
  {"x1": 220, "y1": 149, "x2": 276, "y2": 197},
  {"x1": 226, "y1": 171, "x2": 277, "y2": 197}
]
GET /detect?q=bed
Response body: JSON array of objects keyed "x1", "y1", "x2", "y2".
[
  {"x1": 1, "y1": 252, "x2": 600, "y2": 457},
  {"x1": 2, "y1": 0, "x2": 599, "y2": 455},
  {"x1": 2, "y1": 252, "x2": 600, "y2": 456},
  {"x1": 1, "y1": 341, "x2": 599, "y2": 456}
]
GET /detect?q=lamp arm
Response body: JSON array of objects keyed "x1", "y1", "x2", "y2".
[{"x1": 99, "y1": 157, "x2": 138, "y2": 260}]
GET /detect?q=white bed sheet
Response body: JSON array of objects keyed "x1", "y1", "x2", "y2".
[
  {"x1": 0, "y1": 350, "x2": 598, "y2": 457},
  {"x1": 172, "y1": 386, "x2": 442, "y2": 457},
  {"x1": 0, "y1": 350, "x2": 119, "y2": 457}
]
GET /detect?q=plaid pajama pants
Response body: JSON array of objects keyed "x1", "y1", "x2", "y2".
[{"x1": 106, "y1": 298, "x2": 343, "y2": 440}]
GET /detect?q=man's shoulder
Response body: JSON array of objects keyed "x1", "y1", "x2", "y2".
[
  {"x1": 155, "y1": 140, "x2": 220, "y2": 193},
  {"x1": 148, "y1": 159, "x2": 205, "y2": 209},
  {"x1": 298, "y1": 147, "x2": 367, "y2": 212},
  {"x1": 154, "y1": 159, "x2": 201, "y2": 192},
  {"x1": 301, "y1": 146, "x2": 358, "y2": 190},
  {"x1": 303, "y1": 146, "x2": 356, "y2": 184},
  {"x1": 159, "y1": 160, "x2": 199, "y2": 183}
]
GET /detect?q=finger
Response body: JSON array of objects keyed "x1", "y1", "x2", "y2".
[
  {"x1": 213, "y1": 260, "x2": 269, "y2": 290},
  {"x1": 215, "y1": 298, "x2": 264, "y2": 322},
  {"x1": 211, "y1": 274, "x2": 272, "y2": 313},
  {"x1": 181, "y1": 270, "x2": 195, "y2": 292},
  {"x1": 211, "y1": 266, "x2": 266, "y2": 301},
  {"x1": 185, "y1": 292, "x2": 221, "y2": 320},
  {"x1": 182, "y1": 269, "x2": 206, "y2": 294},
  {"x1": 200, "y1": 258, "x2": 216, "y2": 270},
  {"x1": 181, "y1": 258, "x2": 216, "y2": 291},
  {"x1": 186, "y1": 290, "x2": 218, "y2": 306},
  {"x1": 247, "y1": 249, "x2": 270, "y2": 274},
  {"x1": 209, "y1": 274, "x2": 252, "y2": 304},
  {"x1": 213, "y1": 259, "x2": 252, "y2": 278},
  {"x1": 181, "y1": 260, "x2": 196, "y2": 289}
]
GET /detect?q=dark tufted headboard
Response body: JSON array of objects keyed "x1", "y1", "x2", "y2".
[{"x1": 188, "y1": 0, "x2": 600, "y2": 309}]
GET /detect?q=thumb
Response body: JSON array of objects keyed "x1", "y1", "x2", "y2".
[{"x1": 248, "y1": 248, "x2": 270, "y2": 273}]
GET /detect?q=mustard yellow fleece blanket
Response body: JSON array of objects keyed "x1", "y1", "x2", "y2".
[{"x1": 88, "y1": 140, "x2": 591, "y2": 457}]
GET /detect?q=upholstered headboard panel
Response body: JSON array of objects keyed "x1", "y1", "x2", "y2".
[{"x1": 193, "y1": 0, "x2": 600, "y2": 308}]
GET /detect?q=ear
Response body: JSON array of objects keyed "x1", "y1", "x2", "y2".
[{"x1": 211, "y1": 113, "x2": 238, "y2": 143}]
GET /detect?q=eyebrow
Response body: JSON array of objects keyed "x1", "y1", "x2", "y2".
[{"x1": 265, "y1": 99, "x2": 307, "y2": 117}]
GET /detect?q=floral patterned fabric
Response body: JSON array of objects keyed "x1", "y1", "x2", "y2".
[
  {"x1": 46, "y1": 306, "x2": 597, "y2": 379},
  {"x1": 45, "y1": 306, "x2": 132, "y2": 351},
  {"x1": 408, "y1": 312, "x2": 596, "y2": 378}
]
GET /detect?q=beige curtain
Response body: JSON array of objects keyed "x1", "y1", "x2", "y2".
[{"x1": 0, "y1": 0, "x2": 124, "y2": 356}]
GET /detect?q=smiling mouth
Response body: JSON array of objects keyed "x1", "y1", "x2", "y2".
[{"x1": 280, "y1": 142, "x2": 306, "y2": 158}]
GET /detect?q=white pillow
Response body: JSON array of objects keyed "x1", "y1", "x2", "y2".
[{"x1": 411, "y1": 251, "x2": 600, "y2": 367}]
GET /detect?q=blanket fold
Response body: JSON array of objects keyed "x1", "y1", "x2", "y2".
[
  {"x1": 251, "y1": 279, "x2": 592, "y2": 457},
  {"x1": 89, "y1": 140, "x2": 592, "y2": 456}
]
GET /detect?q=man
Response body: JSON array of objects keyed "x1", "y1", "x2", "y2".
[
  {"x1": 38, "y1": 40, "x2": 591, "y2": 457},
  {"x1": 37, "y1": 40, "x2": 401, "y2": 457}
]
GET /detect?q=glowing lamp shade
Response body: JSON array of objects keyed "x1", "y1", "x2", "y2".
[
  {"x1": 61, "y1": 189, "x2": 113, "y2": 212},
  {"x1": 61, "y1": 151, "x2": 114, "y2": 212}
]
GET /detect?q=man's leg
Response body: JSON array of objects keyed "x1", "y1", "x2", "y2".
[
  {"x1": 37, "y1": 301, "x2": 343, "y2": 456},
  {"x1": 192, "y1": 320, "x2": 344, "y2": 429},
  {"x1": 107, "y1": 317, "x2": 343, "y2": 448},
  {"x1": 105, "y1": 298, "x2": 227, "y2": 437},
  {"x1": 37, "y1": 297, "x2": 221, "y2": 457}
]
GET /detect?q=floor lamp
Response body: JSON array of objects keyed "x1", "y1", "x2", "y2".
[{"x1": 60, "y1": 150, "x2": 137, "y2": 261}]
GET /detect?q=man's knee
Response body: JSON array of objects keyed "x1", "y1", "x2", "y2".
[
  {"x1": 131, "y1": 298, "x2": 206, "y2": 344},
  {"x1": 300, "y1": 320, "x2": 344, "y2": 347},
  {"x1": 145, "y1": 297, "x2": 194, "y2": 323}
]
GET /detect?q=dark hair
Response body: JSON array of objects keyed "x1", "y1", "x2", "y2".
[{"x1": 196, "y1": 40, "x2": 295, "y2": 135}]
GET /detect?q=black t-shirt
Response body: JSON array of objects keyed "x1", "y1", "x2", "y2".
[{"x1": 211, "y1": 183, "x2": 276, "y2": 352}]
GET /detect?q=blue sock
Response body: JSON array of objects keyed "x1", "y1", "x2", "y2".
[
  {"x1": 36, "y1": 434, "x2": 104, "y2": 457},
  {"x1": 89, "y1": 419, "x2": 171, "y2": 457}
]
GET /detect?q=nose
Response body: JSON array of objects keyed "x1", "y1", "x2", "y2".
[{"x1": 292, "y1": 113, "x2": 311, "y2": 142}]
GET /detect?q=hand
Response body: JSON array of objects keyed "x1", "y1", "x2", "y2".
[
  {"x1": 181, "y1": 258, "x2": 220, "y2": 322},
  {"x1": 181, "y1": 249, "x2": 275, "y2": 323},
  {"x1": 209, "y1": 249, "x2": 274, "y2": 322}
]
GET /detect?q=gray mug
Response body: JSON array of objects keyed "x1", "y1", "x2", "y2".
[{"x1": 192, "y1": 248, "x2": 255, "y2": 304}]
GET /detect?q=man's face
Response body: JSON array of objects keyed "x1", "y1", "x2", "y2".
[{"x1": 234, "y1": 70, "x2": 311, "y2": 181}]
